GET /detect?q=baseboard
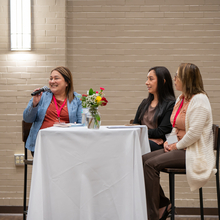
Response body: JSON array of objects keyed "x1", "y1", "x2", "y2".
[
  {"x1": 0, "y1": 206, "x2": 218, "y2": 215},
  {"x1": 176, "y1": 207, "x2": 218, "y2": 215},
  {"x1": 0, "y1": 206, "x2": 23, "y2": 213}
]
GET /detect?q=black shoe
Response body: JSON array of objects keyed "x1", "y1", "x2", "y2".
[{"x1": 159, "y1": 204, "x2": 172, "y2": 220}]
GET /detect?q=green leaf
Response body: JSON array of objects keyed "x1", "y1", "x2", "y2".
[
  {"x1": 81, "y1": 96, "x2": 86, "y2": 101},
  {"x1": 89, "y1": 88, "x2": 93, "y2": 95},
  {"x1": 95, "y1": 114, "x2": 100, "y2": 121}
]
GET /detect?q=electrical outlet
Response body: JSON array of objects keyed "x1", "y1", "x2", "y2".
[{"x1": 14, "y1": 154, "x2": 25, "y2": 166}]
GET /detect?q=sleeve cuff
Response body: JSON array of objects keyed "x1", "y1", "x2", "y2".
[{"x1": 176, "y1": 142, "x2": 185, "y2": 150}]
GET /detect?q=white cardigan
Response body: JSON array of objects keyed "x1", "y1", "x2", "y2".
[{"x1": 175, "y1": 93, "x2": 217, "y2": 191}]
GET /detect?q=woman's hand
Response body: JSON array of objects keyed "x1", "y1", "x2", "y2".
[
  {"x1": 163, "y1": 141, "x2": 177, "y2": 152},
  {"x1": 32, "y1": 88, "x2": 43, "y2": 107},
  {"x1": 169, "y1": 143, "x2": 177, "y2": 151},
  {"x1": 163, "y1": 141, "x2": 170, "y2": 152},
  {"x1": 149, "y1": 138, "x2": 164, "y2": 145}
]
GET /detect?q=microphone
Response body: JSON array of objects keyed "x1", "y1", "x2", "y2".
[{"x1": 31, "y1": 86, "x2": 50, "y2": 96}]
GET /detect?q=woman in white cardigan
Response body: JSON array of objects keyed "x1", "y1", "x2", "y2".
[{"x1": 142, "y1": 63, "x2": 216, "y2": 220}]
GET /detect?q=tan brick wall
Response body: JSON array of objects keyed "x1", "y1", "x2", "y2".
[{"x1": 0, "y1": 0, "x2": 219, "y2": 208}]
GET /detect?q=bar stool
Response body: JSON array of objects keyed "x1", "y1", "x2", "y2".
[
  {"x1": 22, "y1": 120, "x2": 33, "y2": 220},
  {"x1": 162, "y1": 124, "x2": 220, "y2": 220}
]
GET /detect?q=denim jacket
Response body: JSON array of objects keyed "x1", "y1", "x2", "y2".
[{"x1": 23, "y1": 91, "x2": 82, "y2": 152}]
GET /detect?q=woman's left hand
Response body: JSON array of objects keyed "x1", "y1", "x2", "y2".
[{"x1": 169, "y1": 143, "x2": 177, "y2": 151}]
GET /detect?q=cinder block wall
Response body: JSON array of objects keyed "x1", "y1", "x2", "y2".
[{"x1": 0, "y1": 0, "x2": 219, "y2": 208}]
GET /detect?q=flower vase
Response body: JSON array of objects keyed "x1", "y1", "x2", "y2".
[
  {"x1": 81, "y1": 108, "x2": 88, "y2": 126},
  {"x1": 87, "y1": 107, "x2": 101, "y2": 129}
]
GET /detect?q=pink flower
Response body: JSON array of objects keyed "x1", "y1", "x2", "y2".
[
  {"x1": 100, "y1": 87, "x2": 105, "y2": 91},
  {"x1": 96, "y1": 91, "x2": 98, "y2": 93}
]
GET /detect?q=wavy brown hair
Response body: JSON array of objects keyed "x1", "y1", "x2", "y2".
[
  {"x1": 51, "y1": 66, "x2": 74, "y2": 102},
  {"x1": 177, "y1": 63, "x2": 206, "y2": 100}
]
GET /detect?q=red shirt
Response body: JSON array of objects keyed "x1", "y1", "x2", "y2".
[{"x1": 40, "y1": 99, "x2": 69, "y2": 129}]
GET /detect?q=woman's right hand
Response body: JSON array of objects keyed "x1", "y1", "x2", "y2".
[
  {"x1": 149, "y1": 138, "x2": 164, "y2": 145},
  {"x1": 32, "y1": 88, "x2": 43, "y2": 107},
  {"x1": 163, "y1": 141, "x2": 170, "y2": 153}
]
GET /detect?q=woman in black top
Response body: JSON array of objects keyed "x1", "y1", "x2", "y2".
[{"x1": 133, "y1": 66, "x2": 175, "y2": 151}]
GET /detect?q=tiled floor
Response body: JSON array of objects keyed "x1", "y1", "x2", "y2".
[{"x1": 0, "y1": 214, "x2": 218, "y2": 220}]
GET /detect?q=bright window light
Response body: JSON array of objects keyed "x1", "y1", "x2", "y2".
[{"x1": 10, "y1": 0, "x2": 31, "y2": 51}]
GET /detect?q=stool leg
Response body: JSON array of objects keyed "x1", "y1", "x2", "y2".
[
  {"x1": 216, "y1": 172, "x2": 220, "y2": 220},
  {"x1": 23, "y1": 147, "x2": 28, "y2": 220},
  {"x1": 199, "y1": 188, "x2": 204, "y2": 220},
  {"x1": 169, "y1": 173, "x2": 175, "y2": 220},
  {"x1": 23, "y1": 163, "x2": 27, "y2": 220}
]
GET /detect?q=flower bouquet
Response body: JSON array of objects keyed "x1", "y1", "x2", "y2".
[{"x1": 81, "y1": 87, "x2": 108, "y2": 129}]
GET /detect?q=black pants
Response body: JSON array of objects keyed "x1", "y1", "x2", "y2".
[
  {"x1": 149, "y1": 140, "x2": 164, "y2": 152},
  {"x1": 142, "y1": 149, "x2": 186, "y2": 220}
]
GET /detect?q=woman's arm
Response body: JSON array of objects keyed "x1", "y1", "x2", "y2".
[
  {"x1": 133, "y1": 99, "x2": 147, "y2": 124},
  {"x1": 23, "y1": 98, "x2": 39, "y2": 123},
  {"x1": 148, "y1": 100, "x2": 175, "y2": 139},
  {"x1": 149, "y1": 138, "x2": 164, "y2": 145},
  {"x1": 176, "y1": 95, "x2": 211, "y2": 150},
  {"x1": 23, "y1": 88, "x2": 44, "y2": 123},
  {"x1": 76, "y1": 99, "x2": 82, "y2": 123}
]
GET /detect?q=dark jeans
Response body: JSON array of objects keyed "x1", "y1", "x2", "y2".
[{"x1": 142, "y1": 149, "x2": 186, "y2": 220}]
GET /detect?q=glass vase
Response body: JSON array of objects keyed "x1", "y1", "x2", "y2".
[
  {"x1": 81, "y1": 108, "x2": 88, "y2": 126},
  {"x1": 86, "y1": 107, "x2": 101, "y2": 129}
]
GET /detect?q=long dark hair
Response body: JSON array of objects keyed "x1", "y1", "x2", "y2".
[{"x1": 139, "y1": 66, "x2": 175, "y2": 122}]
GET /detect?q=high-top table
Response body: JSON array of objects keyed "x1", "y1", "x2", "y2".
[{"x1": 27, "y1": 125, "x2": 150, "y2": 220}]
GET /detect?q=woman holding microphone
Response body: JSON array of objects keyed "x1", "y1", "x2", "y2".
[{"x1": 23, "y1": 66, "x2": 82, "y2": 155}]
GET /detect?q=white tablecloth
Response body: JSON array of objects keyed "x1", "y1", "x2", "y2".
[{"x1": 27, "y1": 126, "x2": 150, "y2": 220}]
